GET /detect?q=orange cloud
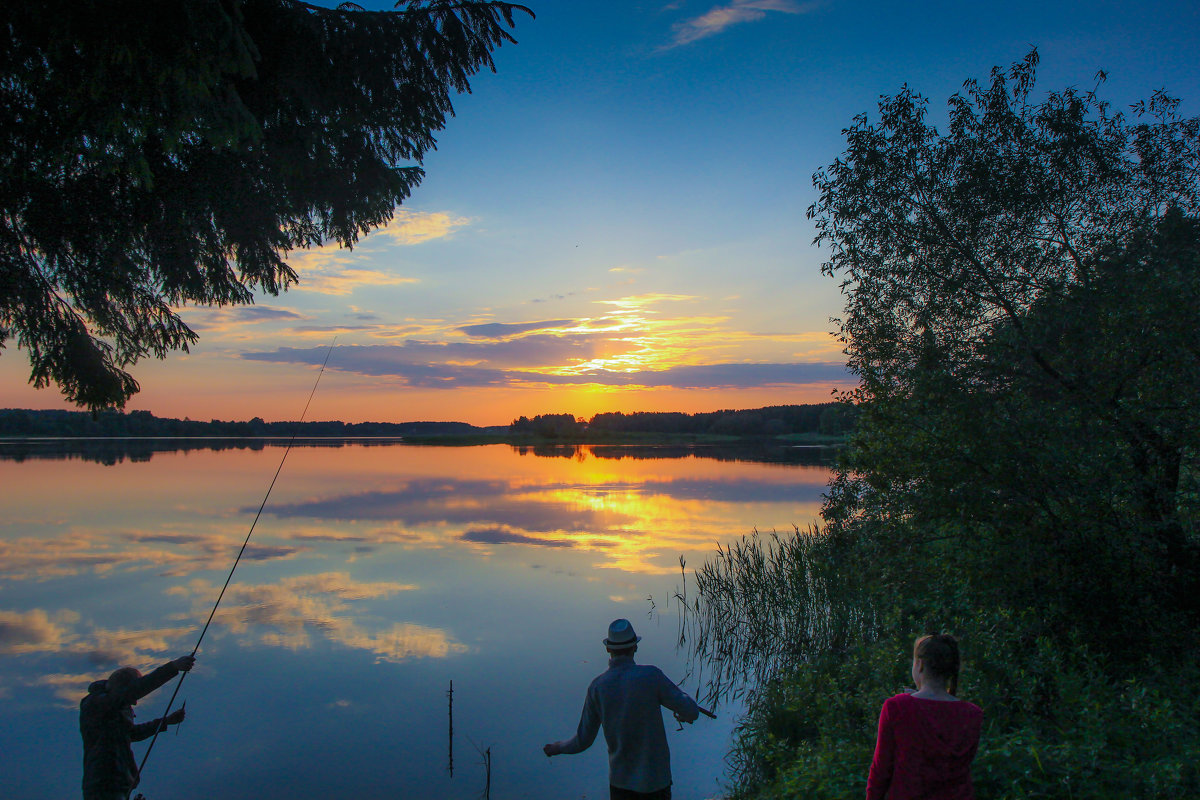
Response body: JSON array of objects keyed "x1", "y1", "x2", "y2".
[
  {"x1": 370, "y1": 209, "x2": 471, "y2": 246},
  {"x1": 240, "y1": 290, "x2": 846, "y2": 393},
  {"x1": 293, "y1": 267, "x2": 419, "y2": 296},
  {"x1": 0, "y1": 608, "x2": 80, "y2": 654},
  {"x1": 74, "y1": 625, "x2": 196, "y2": 666},
  {"x1": 34, "y1": 672, "x2": 102, "y2": 706},
  {"x1": 285, "y1": 209, "x2": 469, "y2": 295}
]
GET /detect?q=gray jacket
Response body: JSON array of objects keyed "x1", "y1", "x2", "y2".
[{"x1": 557, "y1": 654, "x2": 700, "y2": 793}]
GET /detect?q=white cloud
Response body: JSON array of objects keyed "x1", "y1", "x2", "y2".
[
  {"x1": 286, "y1": 209, "x2": 470, "y2": 295},
  {"x1": 370, "y1": 209, "x2": 471, "y2": 246},
  {"x1": 668, "y1": 0, "x2": 813, "y2": 47}
]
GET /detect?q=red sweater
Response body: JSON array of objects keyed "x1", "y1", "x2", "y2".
[{"x1": 866, "y1": 693, "x2": 982, "y2": 800}]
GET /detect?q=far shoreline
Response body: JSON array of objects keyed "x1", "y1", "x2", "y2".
[
  {"x1": 0, "y1": 405, "x2": 858, "y2": 446},
  {"x1": 0, "y1": 431, "x2": 848, "y2": 446}
]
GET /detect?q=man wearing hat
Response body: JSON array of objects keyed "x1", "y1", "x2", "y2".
[{"x1": 543, "y1": 619, "x2": 703, "y2": 800}]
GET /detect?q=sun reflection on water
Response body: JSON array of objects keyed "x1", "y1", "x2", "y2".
[{"x1": 0, "y1": 439, "x2": 832, "y2": 800}]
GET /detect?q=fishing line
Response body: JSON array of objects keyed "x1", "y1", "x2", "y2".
[{"x1": 132, "y1": 337, "x2": 337, "y2": 795}]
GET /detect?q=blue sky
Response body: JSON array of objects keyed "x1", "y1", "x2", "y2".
[{"x1": 2, "y1": 0, "x2": 1197, "y2": 424}]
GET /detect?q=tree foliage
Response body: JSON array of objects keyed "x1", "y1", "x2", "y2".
[
  {"x1": 509, "y1": 412, "x2": 586, "y2": 438},
  {"x1": 681, "y1": 53, "x2": 1200, "y2": 799},
  {"x1": 504, "y1": 405, "x2": 855, "y2": 440},
  {"x1": 811, "y1": 50, "x2": 1198, "y2": 390},
  {"x1": 810, "y1": 50, "x2": 1200, "y2": 644},
  {"x1": 0, "y1": 0, "x2": 532, "y2": 409}
]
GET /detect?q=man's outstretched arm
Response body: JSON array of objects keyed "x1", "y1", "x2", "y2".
[{"x1": 544, "y1": 688, "x2": 600, "y2": 756}]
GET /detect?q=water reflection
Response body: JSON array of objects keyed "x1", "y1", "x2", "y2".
[
  {"x1": 0, "y1": 528, "x2": 305, "y2": 581},
  {"x1": 0, "y1": 437, "x2": 838, "y2": 467},
  {"x1": 165, "y1": 573, "x2": 462, "y2": 662},
  {"x1": 519, "y1": 443, "x2": 838, "y2": 466},
  {"x1": 0, "y1": 436, "x2": 405, "y2": 465},
  {"x1": 0, "y1": 441, "x2": 833, "y2": 799}
]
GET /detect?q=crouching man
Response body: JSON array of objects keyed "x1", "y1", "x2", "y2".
[{"x1": 80, "y1": 654, "x2": 195, "y2": 800}]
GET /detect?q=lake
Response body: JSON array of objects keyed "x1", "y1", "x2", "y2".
[{"x1": 0, "y1": 439, "x2": 833, "y2": 800}]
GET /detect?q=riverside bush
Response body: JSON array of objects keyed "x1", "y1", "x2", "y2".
[
  {"x1": 699, "y1": 567, "x2": 1200, "y2": 800},
  {"x1": 692, "y1": 55, "x2": 1200, "y2": 799}
]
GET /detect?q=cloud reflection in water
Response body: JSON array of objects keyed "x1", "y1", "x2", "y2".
[
  {"x1": 256, "y1": 470, "x2": 824, "y2": 574},
  {"x1": 169, "y1": 572, "x2": 464, "y2": 663},
  {"x1": 0, "y1": 441, "x2": 833, "y2": 799},
  {"x1": 0, "y1": 529, "x2": 306, "y2": 582}
]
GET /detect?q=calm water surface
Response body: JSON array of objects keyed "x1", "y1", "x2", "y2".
[{"x1": 0, "y1": 440, "x2": 833, "y2": 800}]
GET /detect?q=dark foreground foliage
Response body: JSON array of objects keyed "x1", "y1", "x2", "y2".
[
  {"x1": 1, "y1": 0, "x2": 531, "y2": 409},
  {"x1": 682, "y1": 531, "x2": 1200, "y2": 799},
  {"x1": 682, "y1": 53, "x2": 1200, "y2": 799}
]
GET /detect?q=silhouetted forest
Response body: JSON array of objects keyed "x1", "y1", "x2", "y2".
[
  {"x1": 510, "y1": 403, "x2": 857, "y2": 439},
  {"x1": 0, "y1": 403, "x2": 856, "y2": 440},
  {"x1": 0, "y1": 408, "x2": 494, "y2": 438}
]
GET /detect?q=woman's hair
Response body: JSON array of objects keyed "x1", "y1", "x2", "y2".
[{"x1": 914, "y1": 633, "x2": 960, "y2": 695}]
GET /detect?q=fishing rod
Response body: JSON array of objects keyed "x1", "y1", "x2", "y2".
[
  {"x1": 674, "y1": 705, "x2": 717, "y2": 731},
  {"x1": 131, "y1": 338, "x2": 337, "y2": 797}
]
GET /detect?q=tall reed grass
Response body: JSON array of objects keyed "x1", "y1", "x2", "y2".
[{"x1": 676, "y1": 525, "x2": 880, "y2": 707}]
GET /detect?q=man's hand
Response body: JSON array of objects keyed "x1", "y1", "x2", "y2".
[
  {"x1": 165, "y1": 707, "x2": 186, "y2": 726},
  {"x1": 543, "y1": 742, "x2": 561, "y2": 757},
  {"x1": 673, "y1": 711, "x2": 694, "y2": 725},
  {"x1": 172, "y1": 655, "x2": 196, "y2": 672}
]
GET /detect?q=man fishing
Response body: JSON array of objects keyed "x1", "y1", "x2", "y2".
[
  {"x1": 543, "y1": 619, "x2": 711, "y2": 800},
  {"x1": 80, "y1": 654, "x2": 195, "y2": 800}
]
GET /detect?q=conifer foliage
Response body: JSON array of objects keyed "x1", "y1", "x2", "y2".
[{"x1": 0, "y1": 0, "x2": 532, "y2": 409}]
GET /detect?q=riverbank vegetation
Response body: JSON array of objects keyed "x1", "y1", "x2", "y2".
[{"x1": 682, "y1": 52, "x2": 1200, "y2": 799}]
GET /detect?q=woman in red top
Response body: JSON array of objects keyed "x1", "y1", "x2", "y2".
[{"x1": 866, "y1": 634, "x2": 983, "y2": 800}]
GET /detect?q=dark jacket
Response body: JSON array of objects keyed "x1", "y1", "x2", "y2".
[{"x1": 80, "y1": 661, "x2": 180, "y2": 794}]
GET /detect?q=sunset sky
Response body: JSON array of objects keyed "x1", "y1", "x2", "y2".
[{"x1": 2, "y1": 0, "x2": 1197, "y2": 426}]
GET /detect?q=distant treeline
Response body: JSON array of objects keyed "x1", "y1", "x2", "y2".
[
  {"x1": 0, "y1": 403, "x2": 856, "y2": 440},
  {"x1": 509, "y1": 403, "x2": 857, "y2": 438},
  {"x1": 0, "y1": 408, "x2": 494, "y2": 438}
]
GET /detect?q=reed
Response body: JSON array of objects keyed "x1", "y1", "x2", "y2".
[{"x1": 676, "y1": 525, "x2": 880, "y2": 706}]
